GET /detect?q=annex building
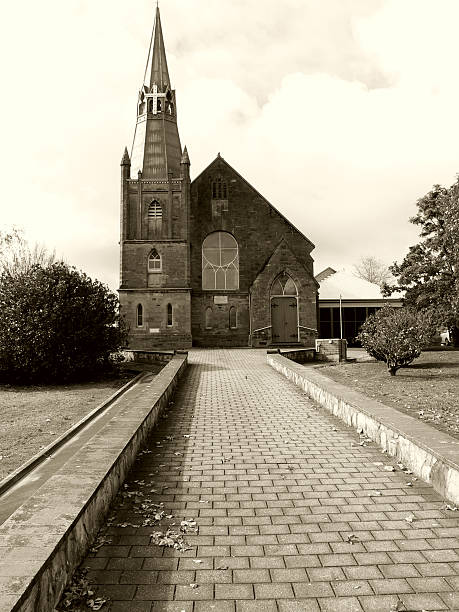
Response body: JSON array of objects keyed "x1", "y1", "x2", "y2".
[{"x1": 119, "y1": 8, "x2": 318, "y2": 349}]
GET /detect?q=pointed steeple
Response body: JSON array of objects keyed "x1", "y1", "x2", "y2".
[
  {"x1": 130, "y1": 6, "x2": 181, "y2": 180},
  {"x1": 146, "y1": 7, "x2": 171, "y2": 91},
  {"x1": 121, "y1": 146, "x2": 130, "y2": 166},
  {"x1": 181, "y1": 146, "x2": 190, "y2": 165}
]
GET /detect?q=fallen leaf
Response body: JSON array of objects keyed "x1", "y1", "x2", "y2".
[
  {"x1": 346, "y1": 534, "x2": 359, "y2": 544},
  {"x1": 405, "y1": 514, "x2": 415, "y2": 524}
]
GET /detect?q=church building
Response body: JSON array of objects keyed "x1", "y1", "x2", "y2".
[{"x1": 119, "y1": 8, "x2": 318, "y2": 349}]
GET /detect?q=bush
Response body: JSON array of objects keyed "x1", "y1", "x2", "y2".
[
  {"x1": 357, "y1": 305, "x2": 435, "y2": 376},
  {"x1": 0, "y1": 262, "x2": 128, "y2": 384}
]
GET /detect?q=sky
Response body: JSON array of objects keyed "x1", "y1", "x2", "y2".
[{"x1": 1, "y1": 0, "x2": 459, "y2": 291}]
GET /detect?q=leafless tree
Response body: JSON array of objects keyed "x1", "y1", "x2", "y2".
[
  {"x1": 0, "y1": 227, "x2": 57, "y2": 277},
  {"x1": 353, "y1": 256, "x2": 392, "y2": 287}
]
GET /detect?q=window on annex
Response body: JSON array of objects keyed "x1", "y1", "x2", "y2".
[
  {"x1": 271, "y1": 272, "x2": 297, "y2": 296},
  {"x1": 148, "y1": 200, "x2": 162, "y2": 237},
  {"x1": 229, "y1": 306, "x2": 237, "y2": 329},
  {"x1": 167, "y1": 303, "x2": 173, "y2": 327},
  {"x1": 148, "y1": 248, "x2": 162, "y2": 272},
  {"x1": 205, "y1": 307, "x2": 213, "y2": 329},
  {"x1": 202, "y1": 232, "x2": 239, "y2": 290},
  {"x1": 136, "y1": 304, "x2": 143, "y2": 327}
]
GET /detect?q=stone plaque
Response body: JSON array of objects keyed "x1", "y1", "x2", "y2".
[
  {"x1": 149, "y1": 328, "x2": 160, "y2": 333},
  {"x1": 213, "y1": 295, "x2": 228, "y2": 305}
]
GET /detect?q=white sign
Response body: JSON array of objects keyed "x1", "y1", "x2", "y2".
[
  {"x1": 149, "y1": 328, "x2": 160, "y2": 334},
  {"x1": 214, "y1": 295, "x2": 228, "y2": 304}
]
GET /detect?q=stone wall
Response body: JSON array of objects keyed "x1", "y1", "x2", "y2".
[
  {"x1": 191, "y1": 292, "x2": 249, "y2": 347},
  {"x1": 315, "y1": 338, "x2": 347, "y2": 362},
  {"x1": 120, "y1": 290, "x2": 192, "y2": 349}
]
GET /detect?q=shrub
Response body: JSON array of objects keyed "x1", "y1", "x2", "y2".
[
  {"x1": 0, "y1": 262, "x2": 128, "y2": 384},
  {"x1": 357, "y1": 305, "x2": 435, "y2": 376}
]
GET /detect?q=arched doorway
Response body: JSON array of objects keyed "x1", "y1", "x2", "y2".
[{"x1": 271, "y1": 272, "x2": 298, "y2": 343}]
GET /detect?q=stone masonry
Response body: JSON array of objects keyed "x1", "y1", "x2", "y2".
[{"x1": 81, "y1": 350, "x2": 459, "y2": 611}]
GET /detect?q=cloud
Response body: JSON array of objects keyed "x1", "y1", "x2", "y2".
[{"x1": 1, "y1": 0, "x2": 459, "y2": 289}]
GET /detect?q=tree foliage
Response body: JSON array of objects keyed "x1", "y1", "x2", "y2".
[
  {"x1": 353, "y1": 256, "x2": 392, "y2": 287},
  {"x1": 0, "y1": 262, "x2": 127, "y2": 384},
  {"x1": 357, "y1": 306, "x2": 435, "y2": 376},
  {"x1": 384, "y1": 181, "x2": 459, "y2": 345}
]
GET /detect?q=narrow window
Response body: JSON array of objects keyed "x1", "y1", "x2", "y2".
[
  {"x1": 167, "y1": 303, "x2": 173, "y2": 327},
  {"x1": 148, "y1": 248, "x2": 162, "y2": 272},
  {"x1": 229, "y1": 306, "x2": 237, "y2": 329},
  {"x1": 136, "y1": 304, "x2": 143, "y2": 327},
  {"x1": 148, "y1": 200, "x2": 163, "y2": 237},
  {"x1": 211, "y1": 177, "x2": 228, "y2": 200},
  {"x1": 205, "y1": 307, "x2": 213, "y2": 329}
]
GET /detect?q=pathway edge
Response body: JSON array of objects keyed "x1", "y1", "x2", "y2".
[
  {"x1": 0, "y1": 354, "x2": 187, "y2": 612},
  {"x1": 267, "y1": 353, "x2": 459, "y2": 505}
]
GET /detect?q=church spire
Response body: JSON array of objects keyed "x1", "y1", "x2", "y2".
[
  {"x1": 145, "y1": 6, "x2": 171, "y2": 91},
  {"x1": 130, "y1": 6, "x2": 182, "y2": 180}
]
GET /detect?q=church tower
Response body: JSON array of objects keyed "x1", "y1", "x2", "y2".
[{"x1": 119, "y1": 7, "x2": 192, "y2": 349}]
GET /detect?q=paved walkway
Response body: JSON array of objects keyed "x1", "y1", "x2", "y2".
[{"x1": 82, "y1": 350, "x2": 459, "y2": 612}]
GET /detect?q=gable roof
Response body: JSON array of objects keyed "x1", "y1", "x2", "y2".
[
  {"x1": 191, "y1": 154, "x2": 315, "y2": 250},
  {"x1": 258, "y1": 237, "x2": 319, "y2": 287}
]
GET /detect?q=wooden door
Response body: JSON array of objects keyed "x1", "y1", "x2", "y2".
[{"x1": 271, "y1": 297, "x2": 298, "y2": 343}]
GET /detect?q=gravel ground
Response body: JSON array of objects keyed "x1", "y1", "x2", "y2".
[{"x1": 0, "y1": 372, "x2": 137, "y2": 479}]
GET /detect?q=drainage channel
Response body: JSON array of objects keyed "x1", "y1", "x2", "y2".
[{"x1": 0, "y1": 370, "x2": 154, "y2": 525}]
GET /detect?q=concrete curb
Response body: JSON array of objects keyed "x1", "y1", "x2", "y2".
[
  {"x1": 0, "y1": 354, "x2": 187, "y2": 612},
  {"x1": 267, "y1": 353, "x2": 459, "y2": 506},
  {"x1": 0, "y1": 371, "x2": 145, "y2": 497}
]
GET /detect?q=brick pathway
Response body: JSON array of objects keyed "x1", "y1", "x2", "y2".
[{"x1": 82, "y1": 349, "x2": 459, "y2": 612}]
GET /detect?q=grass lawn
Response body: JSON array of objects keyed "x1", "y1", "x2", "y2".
[
  {"x1": 317, "y1": 349, "x2": 459, "y2": 440},
  {"x1": 0, "y1": 372, "x2": 137, "y2": 480}
]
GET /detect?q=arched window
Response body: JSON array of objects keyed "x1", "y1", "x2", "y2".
[
  {"x1": 212, "y1": 177, "x2": 227, "y2": 200},
  {"x1": 271, "y1": 272, "x2": 297, "y2": 296},
  {"x1": 148, "y1": 200, "x2": 162, "y2": 219},
  {"x1": 136, "y1": 304, "x2": 143, "y2": 327},
  {"x1": 202, "y1": 232, "x2": 239, "y2": 290},
  {"x1": 229, "y1": 306, "x2": 237, "y2": 329},
  {"x1": 167, "y1": 303, "x2": 173, "y2": 327},
  {"x1": 148, "y1": 200, "x2": 163, "y2": 237},
  {"x1": 205, "y1": 307, "x2": 213, "y2": 329},
  {"x1": 148, "y1": 248, "x2": 162, "y2": 272}
]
